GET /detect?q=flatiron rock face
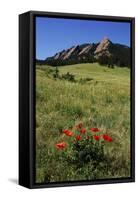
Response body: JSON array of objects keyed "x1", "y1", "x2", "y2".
[
  {"x1": 94, "y1": 37, "x2": 111, "y2": 54},
  {"x1": 37, "y1": 37, "x2": 130, "y2": 67}
]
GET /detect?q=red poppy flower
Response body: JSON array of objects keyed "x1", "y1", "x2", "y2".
[
  {"x1": 108, "y1": 137, "x2": 113, "y2": 142},
  {"x1": 103, "y1": 134, "x2": 109, "y2": 140},
  {"x1": 56, "y1": 142, "x2": 66, "y2": 149},
  {"x1": 90, "y1": 127, "x2": 100, "y2": 132},
  {"x1": 75, "y1": 135, "x2": 81, "y2": 141},
  {"x1": 63, "y1": 129, "x2": 73, "y2": 136},
  {"x1": 76, "y1": 122, "x2": 83, "y2": 130},
  {"x1": 103, "y1": 134, "x2": 113, "y2": 142},
  {"x1": 80, "y1": 128, "x2": 86, "y2": 134},
  {"x1": 93, "y1": 135, "x2": 100, "y2": 140}
]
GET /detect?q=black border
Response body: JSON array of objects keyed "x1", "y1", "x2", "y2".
[{"x1": 20, "y1": 11, "x2": 135, "y2": 189}]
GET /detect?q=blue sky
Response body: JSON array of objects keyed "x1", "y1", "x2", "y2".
[{"x1": 36, "y1": 17, "x2": 130, "y2": 60}]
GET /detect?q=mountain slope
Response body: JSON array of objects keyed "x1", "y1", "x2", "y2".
[{"x1": 36, "y1": 37, "x2": 130, "y2": 67}]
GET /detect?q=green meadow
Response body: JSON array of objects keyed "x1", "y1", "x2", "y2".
[{"x1": 36, "y1": 63, "x2": 130, "y2": 183}]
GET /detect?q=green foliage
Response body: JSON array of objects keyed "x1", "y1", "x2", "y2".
[
  {"x1": 71, "y1": 138, "x2": 104, "y2": 167},
  {"x1": 98, "y1": 55, "x2": 109, "y2": 65},
  {"x1": 52, "y1": 66, "x2": 59, "y2": 78},
  {"x1": 61, "y1": 72, "x2": 75, "y2": 82}
]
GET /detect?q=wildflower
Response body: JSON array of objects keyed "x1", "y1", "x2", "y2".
[
  {"x1": 103, "y1": 134, "x2": 113, "y2": 142},
  {"x1": 56, "y1": 142, "x2": 66, "y2": 149},
  {"x1": 93, "y1": 135, "x2": 100, "y2": 140},
  {"x1": 90, "y1": 127, "x2": 100, "y2": 132},
  {"x1": 75, "y1": 135, "x2": 81, "y2": 141},
  {"x1": 103, "y1": 134, "x2": 109, "y2": 140},
  {"x1": 63, "y1": 129, "x2": 73, "y2": 136},
  {"x1": 80, "y1": 128, "x2": 86, "y2": 134},
  {"x1": 108, "y1": 137, "x2": 113, "y2": 142}
]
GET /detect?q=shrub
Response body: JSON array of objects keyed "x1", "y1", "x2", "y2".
[
  {"x1": 52, "y1": 67, "x2": 60, "y2": 79},
  {"x1": 55, "y1": 122, "x2": 113, "y2": 170},
  {"x1": 71, "y1": 137, "x2": 104, "y2": 168},
  {"x1": 79, "y1": 77, "x2": 93, "y2": 84},
  {"x1": 61, "y1": 72, "x2": 75, "y2": 82}
]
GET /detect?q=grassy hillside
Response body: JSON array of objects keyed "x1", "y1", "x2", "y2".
[{"x1": 36, "y1": 63, "x2": 130, "y2": 183}]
